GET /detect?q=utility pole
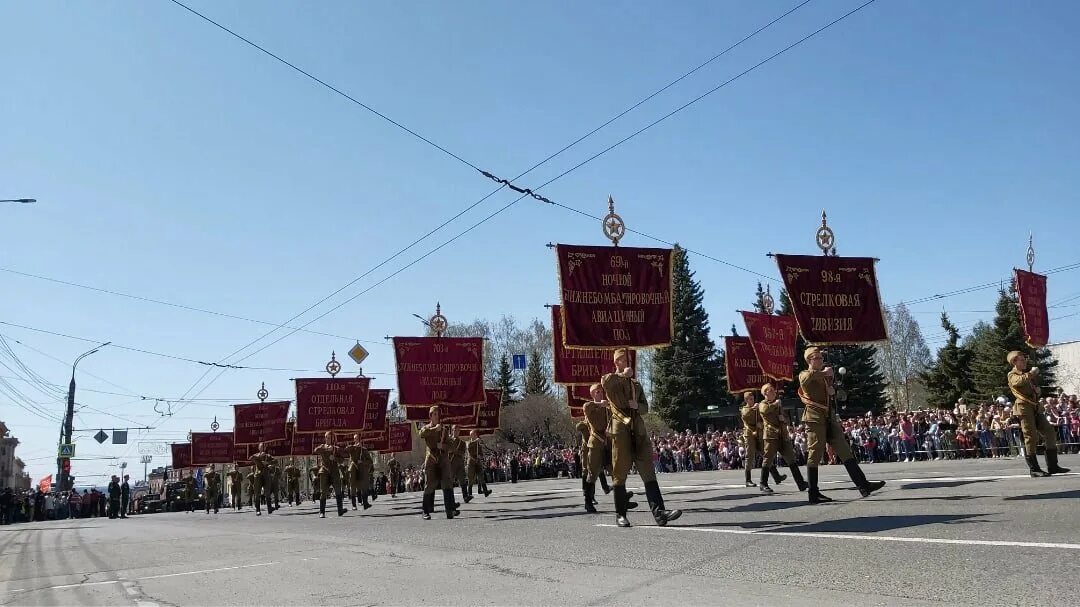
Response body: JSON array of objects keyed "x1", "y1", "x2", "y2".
[
  {"x1": 141, "y1": 455, "x2": 152, "y2": 483},
  {"x1": 57, "y1": 342, "x2": 110, "y2": 491}
]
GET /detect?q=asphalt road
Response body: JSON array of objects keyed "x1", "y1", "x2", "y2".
[{"x1": 2, "y1": 456, "x2": 1079, "y2": 606}]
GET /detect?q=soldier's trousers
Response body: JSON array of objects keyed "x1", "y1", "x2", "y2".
[
  {"x1": 1016, "y1": 402, "x2": 1057, "y2": 455},
  {"x1": 584, "y1": 437, "x2": 607, "y2": 483},
  {"x1": 762, "y1": 433, "x2": 798, "y2": 468},
  {"x1": 804, "y1": 416, "x2": 854, "y2": 467},
  {"x1": 389, "y1": 472, "x2": 401, "y2": 495},
  {"x1": 206, "y1": 490, "x2": 219, "y2": 512},
  {"x1": 610, "y1": 410, "x2": 657, "y2": 486},
  {"x1": 230, "y1": 488, "x2": 241, "y2": 509},
  {"x1": 743, "y1": 433, "x2": 759, "y2": 477},
  {"x1": 286, "y1": 481, "x2": 300, "y2": 504},
  {"x1": 423, "y1": 454, "x2": 452, "y2": 494},
  {"x1": 253, "y1": 471, "x2": 273, "y2": 510},
  {"x1": 318, "y1": 467, "x2": 343, "y2": 498}
]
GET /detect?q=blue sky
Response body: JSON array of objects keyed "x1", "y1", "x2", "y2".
[{"x1": 2, "y1": 0, "x2": 1078, "y2": 483}]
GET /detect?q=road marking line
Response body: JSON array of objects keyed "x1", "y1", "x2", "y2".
[
  {"x1": 8, "y1": 580, "x2": 121, "y2": 593},
  {"x1": 137, "y1": 562, "x2": 277, "y2": 581},
  {"x1": 595, "y1": 524, "x2": 1080, "y2": 550}
]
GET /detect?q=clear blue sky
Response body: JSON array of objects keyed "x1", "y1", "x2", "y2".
[{"x1": 3, "y1": 0, "x2": 1078, "y2": 483}]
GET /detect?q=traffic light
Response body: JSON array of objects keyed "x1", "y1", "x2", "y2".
[{"x1": 61, "y1": 458, "x2": 71, "y2": 473}]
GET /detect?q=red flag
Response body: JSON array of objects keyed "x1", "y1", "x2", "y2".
[
  {"x1": 364, "y1": 389, "x2": 390, "y2": 431},
  {"x1": 566, "y1": 386, "x2": 591, "y2": 419},
  {"x1": 740, "y1": 311, "x2": 798, "y2": 382},
  {"x1": 233, "y1": 443, "x2": 253, "y2": 467},
  {"x1": 294, "y1": 377, "x2": 371, "y2": 432},
  {"x1": 264, "y1": 422, "x2": 294, "y2": 457},
  {"x1": 556, "y1": 244, "x2": 673, "y2": 348},
  {"x1": 385, "y1": 422, "x2": 413, "y2": 453},
  {"x1": 1015, "y1": 269, "x2": 1049, "y2": 348},
  {"x1": 190, "y1": 432, "x2": 234, "y2": 465},
  {"x1": 289, "y1": 429, "x2": 316, "y2": 457},
  {"x1": 724, "y1": 336, "x2": 767, "y2": 394},
  {"x1": 38, "y1": 474, "x2": 52, "y2": 493},
  {"x1": 551, "y1": 305, "x2": 636, "y2": 384},
  {"x1": 171, "y1": 443, "x2": 192, "y2": 469},
  {"x1": 460, "y1": 389, "x2": 501, "y2": 432},
  {"x1": 393, "y1": 337, "x2": 485, "y2": 406},
  {"x1": 775, "y1": 254, "x2": 887, "y2": 344},
  {"x1": 232, "y1": 401, "x2": 290, "y2": 445}
]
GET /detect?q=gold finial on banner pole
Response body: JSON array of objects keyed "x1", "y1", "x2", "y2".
[
  {"x1": 602, "y1": 195, "x2": 626, "y2": 246},
  {"x1": 429, "y1": 302, "x2": 448, "y2": 338},
  {"x1": 816, "y1": 209, "x2": 836, "y2": 256},
  {"x1": 326, "y1": 352, "x2": 341, "y2": 378},
  {"x1": 257, "y1": 382, "x2": 268, "y2": 402},
  {"x1": 1026, "y1": 232, "x2": 1035, "y2": 272},
  {"x1": 762, "y1": 284, "x2": 775, "y2": 315},
  {"x1": 210, "y1": 416, "x2": 219, "y2": 432}
]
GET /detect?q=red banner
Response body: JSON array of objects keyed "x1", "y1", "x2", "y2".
[
  {"x1": 1015, "y1": 269, "x2": 1049, "y2": 348},
  {"x1": 551, "y1": 305, "x2": 637, "y2": 384},
  {"x1": 364, "y1": 389, "x2": 390, "y2": 431},
  {"x1": 393, "y1": 337, "x2": 485, "y2": 406},
  {"x1": 740, "y1": 311, "x2": 798, "y2": 382},
  {"x1": 384, "y1": 422, "x2": 413, "y2": 453},
  {"x1": 290, "y1": 428, "x2": 316, "y2": 457},
  {"x1": 556, "y1": 244, "x2": 673, "y2": 348},
  {"x1": 171, "y1": 443, "x2": 192, "y2": 469},
  {"x1": 362, "y1": 429, "x2": 390, "y2": 452},
  {"x1": 38, "y1": 474, "x2": 53, "y2": 493},
  {"x1": 566, "y1": 386, "x2": 591, "y2": 419},
  {"x1": 233, "y1": 443, "x2": 253, "y2": 467},
  {"x1": 264, "y1": 422, "x2": 295, "y2": 457},
  {"x1": 232, "y1": 401, "x2": 290, "y2": 445},
  {"x1": 190, "y1": 432, "x2": 234, "y2": 466},
  {"x1": 294, "y1": 377, "x2": 371, "y2": 432},
  {"x1": 724, "y1": 336, "x2": 767, "y2": 394},
  {"x1": 403, "y1": 403, "x2": 477, "y2": 424},
  {"x1": 775, "y1": 254, "x2": 887, "y2": 344},
  {"x1": 461, "y1": 389, "x2": 501, "y2": 432}
]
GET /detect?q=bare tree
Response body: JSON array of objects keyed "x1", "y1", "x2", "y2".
[
  {"x1": 499, "y1": 393, "x2": 575, "y2": 447},
  {"x1": 877, "y1": 303, "x2": 932, "y2": 410}
]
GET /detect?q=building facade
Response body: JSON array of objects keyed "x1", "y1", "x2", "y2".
[
  {"x1": 1048, "y1": 340, "x2": 1080, "y2": 394},
  {"x1": 1, "y1": 421, "x2": 28, "y2": 491}
]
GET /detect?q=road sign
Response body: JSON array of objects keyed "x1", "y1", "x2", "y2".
[
  {"x1": 94, "y1": 430, "x2": 109, "y2": 444},
  {"x1": 348, "y1": 342, "x2": 370, "y2": 365},
  {"x1": 58, "y1": 443, "x2": 76, "y2": 458},
  {"x1": 512, "y1": 354, "x2": 527, "y2": 370},
  {"x1": 113, "y1": 430, "x2": 128, "y2": 445}
]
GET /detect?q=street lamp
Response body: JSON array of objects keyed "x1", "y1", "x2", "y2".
[
  {"x1": 140, "y1": 455, "x2": 153, "y2": 483},
  {"x1": 1, "y1": 198, "x2": 36, "y2": 204},
  {"x1": 57, "y1": 342, "x2": 111, "y2": 491}
]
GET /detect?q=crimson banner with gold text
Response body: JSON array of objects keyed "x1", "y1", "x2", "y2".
[
  {"x1": 394, "y1": 337, "x2": 485, "y2": 406},
  {"x1": 566, "y1": 385, "x2": 591, "y2": 419},
  {"x1": 232, "y1": 401, "x2": 290, "y2": 445},
  {"x1": 775, "y1": 254, "x2": 887, "y2": 344},
  {"x1": 1015, "y1": 269, "x2": 1049, "y2": 348},
  {"x1": 740, "y1": 311, "x2": 798, "y2": 382},
  {"x1": 233, "y1": 443, "x2": 253, "y2": 467},
  {"x1": 290, "y1": 429, "x2": 315, "y2": 457},
  {"x1": 362, "y1": 428, "x2": 390, "y2": 451},
  {"x1": 556, "y1": 244, "x2": 673, "y2": 348},
  {"x1": 364, "y1": 388, "x2": 390, "y2": 431},
  {"x1": 724, "y1": 336, "x2": 767, "y2": 394},
  {"x1": 385, "y1": 422, "x2": 413, "y2": 453},
  {"x1": 264, "y1": 422, "x2": 295, "y2": 457},
  {"x1": 403, "y1": 403, "x2": 477, "y2": 424},
  {"x1": 461, "y1": 389, "x2": 501, "y2": 434},
  {"x1": 551, "y1": 305, "x2": 637, "y2": 384},
  {"x1": 171, "y1": 443, "x2": 192, "y2": 469},
  {"x1": 190, "y1": 432, "x2": 234, "y2": 465},
  {"x1": 294, "y1": 377, "x2": 371, "y2": 432}
]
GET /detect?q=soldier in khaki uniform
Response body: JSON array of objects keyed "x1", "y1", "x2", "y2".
[
  {"x1": 284, "y1": 461, "x2": 301, "y2": 506},
  {"x1": 244, "y1": 471, "x2": 255, "y2": 507},
  {"x1": 203, "y1": 465, "x2": 221, "y2": 514},
  {"x1": 313, "y1": 432, "x2": 347, "y2": 518},
  {"x1": 758, "y1": 383, "x2": 807, "y2": 494},
  {"x1": 1008, "y1": 351, "x2": 1070, "y2": 477},
  {"x1": 449, "y1": 426, "x2": 470, "y2": 504},
  {"x1": 308, "y1": 467, "x2": 319, "y2": 504},
  {"x1": 387, "y1": 455, "x2": 402, "y2": 497},
  {"x1": 418, "y1": 406, "x2": 456, "y2": 520},
  {"x1": 269, "y1": 459, "x2": 283, "y2": 511},
  {"x1": 181, "y1": 475, "x2": 196, "y2": 512},
  {"x1": 602, "y1": 349, "x2": 681, "y2": 528},
  {"x1": 466, "y1": 429, "x2": 492, "y2": 499},
  {"x1": 741, "y1": 390, "x2": 786, "y2": 492},
  {"x1": 226, "y1": 468, "x2": 243, "y2": 510},
  {"x1": 345, "y1": 434, "x2": 373, "y2": 510},
  {"x1": 800, "y1": 347, "x2": 885, "y2": 503},
  {"x1": 250, "y1": 443, "x2": 276, "y2": 515}
]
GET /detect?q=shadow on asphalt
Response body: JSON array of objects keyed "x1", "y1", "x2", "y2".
[
  {"x1": 1002, "y1": 489, "x2": 1080, "y2": 501},
  {"x1": 0, "y1": 526, "x2": 104, "y2": 531},
  {"x1": 901, "y1": 479, "x2": 998, "y2": 490},
  {"x1": 677, "y1": 490, "x2": 764, "y2": 503},
  {"x1": 720, "y1": 500, "x2": 817, "y2": 514},
  {"x1": 881, "y1": 495, "x2": 990, "y2": 502},
  {"x1": 482, "y1": 510, "x2": 595, "y2": 522},
  {"x1": 775, "y1": 513, "x2": 985, "y2": 534},
  {"x1": 670, "y1": 520, "x2": 799, "y2": 530}
]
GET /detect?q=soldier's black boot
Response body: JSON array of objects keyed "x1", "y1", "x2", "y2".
[
  {"x1": 351, "y1": 492, "x2": 357, "y2": 510},
  {"x1": 613, "y1": 485, "x2": 631, "y2": 528},
  {"x1": 584, "y1": 481, "x2": 597, "y2": 513},
  {"x1": 442, "y1": 489, "x2": 456, "y2": 519},
  {"x1": 255, "y1": 496, "x2": 262, "y2": 516},
  {"x1": 843, "y1": 459, "x2": 885, "y2": 497},
  {"x1": 462, "y1": 481, "x2": 472, "y2": 504},
  {"x1": 643, "y1": 480, "x2": 681, "y2": 526},
  {"x1": 482, "y1": 480, "x2": 492, "y2": 497},
  {"x1": 770, "y1": 467, "x2": 788, "y2": 485},
  {"x1": 319, "y1": 497, "x2": 326, "y2": 518},
  {"x1": 1026, "y1": 455, "x2": 1049, "y2": 477},
  {"x1": 1046, "y1": 450, "x2": 1070, "y2": 475},
  {"x1": 744, "y1": 465, "x2": 756, "y2": 487},
  {"x1": 336, "y1": 492, "x2": 346, "y2": 516},
  {"x1": 362, "y1": 491, "x2": 371, "y2": 510},
  {"x1": 421, "y1": 492, "x2": 433, "y2": 520},
  {"x1": 808, "y1": 468, "x2": 832, "y2": 504},
  {"x1": 759, "y1": 467, "x2": 774, "y2": 495},
  {"x1": 790, "y1": 465, "x2": 808, "y2": 492},
  {"x1": 599, "y1": 472, "x2": 611, "y2": 495}
]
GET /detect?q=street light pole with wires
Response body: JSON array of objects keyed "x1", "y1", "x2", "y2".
[{"x1": 57, "y1": 342, "x2": 110, "y2": 491}]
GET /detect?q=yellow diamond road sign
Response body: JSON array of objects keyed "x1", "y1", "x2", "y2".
[{"x1": 348, "y1": 343, "x2": 369, "y2": 365}]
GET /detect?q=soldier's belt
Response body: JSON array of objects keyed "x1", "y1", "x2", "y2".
[{"x1": 798, "y1": 390, "x2": 830, "y2": 413}]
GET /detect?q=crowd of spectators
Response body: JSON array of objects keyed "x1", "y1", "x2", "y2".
[{"x1": 0, "y1": 486, "x2": 117, "y2": 525}]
